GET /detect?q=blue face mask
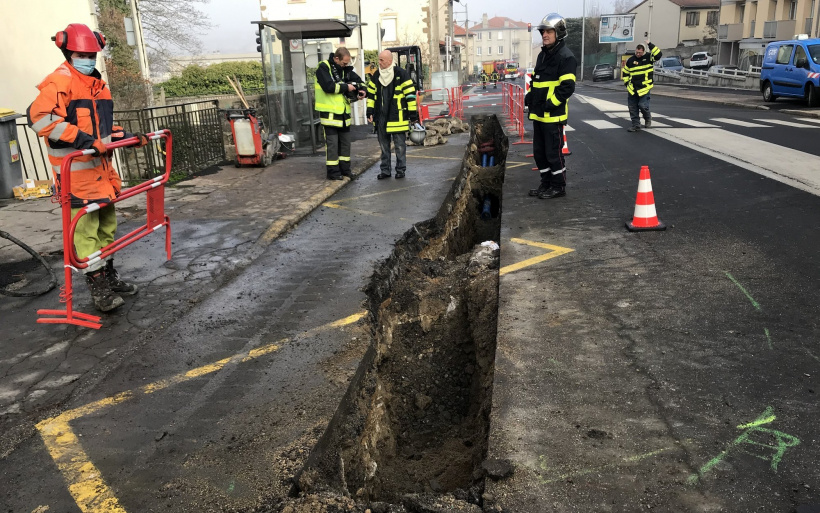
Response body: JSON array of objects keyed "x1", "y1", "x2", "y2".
[{"x1": 72, "y1": 58, "x2": 96, "y2": 75}]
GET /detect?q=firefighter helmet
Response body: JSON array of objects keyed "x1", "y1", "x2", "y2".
[
  {"x1": 537, "y1": 13, "x2": 567, "y2": 40},
  {"x1": 409, "y1": 127, "x2": 427, "y2": 145},
  {"x1": 53, "y1": 24, "x2": 106, "y2": 53}
]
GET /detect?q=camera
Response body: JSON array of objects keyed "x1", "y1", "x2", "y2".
[{"x1": 344, "y1": 82, "x2": 366, "y2": 102}]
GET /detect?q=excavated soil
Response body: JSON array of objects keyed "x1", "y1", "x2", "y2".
[{"x1": 250, "y1": 115, "x2": 508, "y2": 513}]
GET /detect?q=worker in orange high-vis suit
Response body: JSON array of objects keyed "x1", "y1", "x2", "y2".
[{"x1": 28, "y1": 23, "x2": 149, "y2": 312}]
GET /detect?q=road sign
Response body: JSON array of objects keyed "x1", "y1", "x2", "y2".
[{"x1": 345, "y1": 13, "x2": 358, "y2": 25}]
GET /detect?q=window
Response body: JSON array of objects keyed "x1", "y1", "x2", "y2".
[
  {"x1": 477, "y1": 32, "x2": 482, "y2": 40},
  {"x1": 488, "y1": 46, "x2": 491, "y2": 55},
  {"x1": 381, "y1": 16, "x2": 397, "y2": 42},
  {"x1": 789, "y1": 0, "x2": 797, "y2": 20},
  {"x1": 477, "y1": 46, "x2": 482, "y2": 55},
  {"x1": 686, "y1": 11, "x2": 700, "y2": 26},
  {"x1": 706, "y1": 11, "x2": 718, "y2": 25},
  {"x1": 498, "y1": 31, "x2": 503, "y2": 40},
  {"x1": 498, "y1": 46, "x2": 503, "y2": 55},
  {"x1": 794, "y1": 45, "x2": 808, "y2": 66},
  {"x1": 739, "y1": 5, "x2": 744, "y2": 23},
  {"x1": 776, "y1": 44, "x2": 794, "y2": 64}
]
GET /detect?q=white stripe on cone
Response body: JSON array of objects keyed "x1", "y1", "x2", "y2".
[
  {"x1": 637, "y1": 179, "x2": 653, "y2": 193},
  {"x1": 633, "y1": 203, "x2": 658, "y2": 219}
]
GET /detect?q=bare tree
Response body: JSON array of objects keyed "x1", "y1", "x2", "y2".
[
  {"x1": 612, "y1": 0, "x2": 638, "y2": 14},
  {"x1": 139, "y1": 0, "x2": 213, "y2": 57}
]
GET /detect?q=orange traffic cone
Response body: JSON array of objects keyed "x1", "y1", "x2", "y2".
[
  {"x1": 562, "y1": 133, "x2": 571, "y2": 156},
  {"x1": 626, "y1": 166, "x2": 666, "y2": 231}
]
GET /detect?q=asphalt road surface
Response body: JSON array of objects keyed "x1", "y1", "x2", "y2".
[{"x1": 489, "y1": 83, "x2": 820, "y2": 512}]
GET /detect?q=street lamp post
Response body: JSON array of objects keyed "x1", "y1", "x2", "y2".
[{"x1": 581, "y1": 0, "x2": 586, "y2": 81}]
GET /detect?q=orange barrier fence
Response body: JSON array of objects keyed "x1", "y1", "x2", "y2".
[
  {"x1": 417, "y1": 86, "x2": 465, "y2": 124},
  {"x1": 37, "y1": 129, "x2": 174, "y2": 329},
  {"x1": 501, "y1": 82, "x2": 531, "y2": 145}
]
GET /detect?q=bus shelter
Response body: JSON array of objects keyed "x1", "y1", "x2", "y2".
[{"x1": 252, "y1": 19, "x2": 353, "y2": 154}]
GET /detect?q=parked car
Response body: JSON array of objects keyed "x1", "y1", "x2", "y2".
[
  {"x1": 689, "y1": 52, "x2": 713, "y2": 70},
  {"x1": 760, "y1": 37, "x2": 820, "y2": 107},
  {"x1": 592, "y1": 63, "x2": 616, "y2": 82},
  {"x1": 654, "y1": 56, "x2": 684, "y2": 72}
]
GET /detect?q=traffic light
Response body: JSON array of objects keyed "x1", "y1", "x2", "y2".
[
  {"x1": 256, "y1": 30, "x2": 262, "y2": 52},
  {"x1": 527, "y1": 23, "x2": 532, "y2": 32},
  {"x1": 422, "y1": 6, "x2": 429, "y2": 35}
]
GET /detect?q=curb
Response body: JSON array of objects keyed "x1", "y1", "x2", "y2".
[{"x1": 254, "y1": 150, "x2": 382, "y2": 249}]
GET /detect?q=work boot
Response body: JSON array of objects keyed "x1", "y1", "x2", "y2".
[
  {"x1": 395, "y1": 170, "x2": 405, "y2": 179},
  {"x1": 538, "y1": 186, "x2": 566, "y2": 199},
  {"x1": 377, "y1": 172, "x2": 391, "y2": 179},
  {"x1": 627, "y1": 125, "x2": 641, "y2": 132},
  {"x1": 327, "y1": 174, "x2": 343, "y2": 181},
  {"x1": 341, "y1": 169, "x2": 353, "y2": 178},
  {"x1": 105, "y1": 260, "x2": 138, "y2": 296},
  {"x1": 644, "y1": 116, "x2": 652, "y2": 128},
  {"x1": 85, "y1": 270, "x2": 124, "y2": 312},
  {"x1": 528, "y1": 183, "x2": 550, "y2": 197}
]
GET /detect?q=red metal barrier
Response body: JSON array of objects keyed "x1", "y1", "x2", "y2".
[
  {"x1": 37, "y1": 129, "x2": 173, "y2": 329},
  {"x1": 500, "y1": 82, "x2": 531, "y2": 145},
  {"x1": 417, "y1": 88, "x2": 452, "y2": 124}
]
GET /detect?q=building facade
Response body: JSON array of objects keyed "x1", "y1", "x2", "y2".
[
  {"x1": 469, "y1": 14, "x2": 535, "y2": 74},
  {"x1": 717, "y1": 0, "x2": 820, "y2": 69},
  {"x1": 630, "y1": 0, "x2": 720, "y2": 51}
]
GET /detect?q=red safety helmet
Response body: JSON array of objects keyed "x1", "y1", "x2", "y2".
[{"x1": 53, "y1": 23, "x2": 106, "y2": 53}]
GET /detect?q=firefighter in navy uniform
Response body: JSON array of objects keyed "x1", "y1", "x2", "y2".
[
  {"x1": 525, "y1": 13, "x2": 577, "y2": 199},
  {"x1": 314, "y1": 47, "x2": 366, "y2": 180},
  {"x1": 622, "y1": 40, "x2": 662, "y2": 131},
  {"x1": 480, "y1": 71, "x2": 489, "y2": 90},
  {"x1": 491, "y1": 70, "x2": 500, "y2": 89},
  {"x1": 28, "y1": 23, "x2": 148, "y2": 312}
]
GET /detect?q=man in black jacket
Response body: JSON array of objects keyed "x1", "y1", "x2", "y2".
[
  {"x1": 525, "y1": 13, "x2": 577, "y2": 199},
  {"x1": 314, "y1": 47, "x2": 366, "y2": 180},
  {"x1": 622, "y1": 41, "x2": 662, "y2": 131},
  {"x1": 366, "y1": 50, "x2": 418, "y2": 179}
]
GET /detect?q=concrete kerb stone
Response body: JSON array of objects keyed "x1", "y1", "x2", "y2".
[{"x1": 252, "y1": 149, "x2": 382, "y2": 251}]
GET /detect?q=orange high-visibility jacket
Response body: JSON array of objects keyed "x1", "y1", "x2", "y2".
[{"x1": 28, "y1": 62, "x2": 122, "y2": 207}]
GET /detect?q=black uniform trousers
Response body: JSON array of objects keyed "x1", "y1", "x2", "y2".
[
  {"x1": 324, "y1": 125, "x2": 351, "y2": 178},
  {"x1": 532, "y1": 121, "x2": 566, "y2": 189}
]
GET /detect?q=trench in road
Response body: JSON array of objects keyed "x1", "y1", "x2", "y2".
[{"x1": 256, "y1": 115, "x2": 509, "y2": 511}]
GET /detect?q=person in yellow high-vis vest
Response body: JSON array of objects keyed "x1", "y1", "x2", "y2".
[
  {"x1": 524, "y1": 13, "x2": 576, "y2": 200},
  {"x1": 314, "y1": 47, "x2": 365, "y2": 180},
  {"x1": 622, "y1": 40, "x2": 662, "y2": 132}
]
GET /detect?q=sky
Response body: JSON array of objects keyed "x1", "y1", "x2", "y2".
[{"x1": 195, "y1": 0, "x2": 622, "y2": 55}]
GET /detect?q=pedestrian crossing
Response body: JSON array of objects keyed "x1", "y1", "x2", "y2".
[{"x1": 571, "y1": 95, "x2": 820, "y2": 130}]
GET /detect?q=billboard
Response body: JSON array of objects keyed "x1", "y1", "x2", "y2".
[{"x1": 599, "y1": 14, "x2": 636, "y2": 43}]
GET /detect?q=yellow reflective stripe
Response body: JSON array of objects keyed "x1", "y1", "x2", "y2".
[
  {"x1": 407, "y1": 101, "x2": 417, "y2": 110},
  {"x1": 339, "y1": 156, "x2": 350, "y2": 161},
  {"x1": 650, "y1": 47, "x2": 660, "y2": 57},
  {"x1": 558, "y1": 73, "x2": 576, "y2": 83},
  {"x1": 529, "y1": 112, "x2": 568, "y2": 123},
  {"x1": 366, "y1": 99, "x2": 375, "y2": 108},
  {"x1": 326, "y1": 159, "x2": 339, "y2": 165},
  {"x1": 321, "y1": 118, "x2": 343, "y2": 127},
  {"x1": 549, "y1": 95, "x2": 561, "y2": 106},
  {"x1": 532, "y1": 80, "x2": 559, "y2": 88},
  {"x1": 398, "y1": 79, "x2": 414, "y2": 89}
]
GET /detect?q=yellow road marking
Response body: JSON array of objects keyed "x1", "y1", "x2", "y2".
[
  {"x1": 499, "y1": 238, "x2": 574, "y2": 276},
  {"x1": 406, "y1": 155, "x2": 463, "y2": 161},
  {"x1": 323, "y1": 201, "x2": 411, "y2": 221},
  {"x1": 536, "y1": 446, "x2": 676, "y2": 484},
  {"x1": 505, "y1": 161, "x2": 530, "y2": 169},
  {"x1": 326, "y1": 180, "x2": 444, "y2": 204},
  {"x1": 36, "y1": 311, "x2": 367, "y2": 513}
]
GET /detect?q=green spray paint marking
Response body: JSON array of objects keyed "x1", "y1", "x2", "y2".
[
  {"x1": 688, "y1": 406, "x2": 800, "y2": 484},
  {"x1": 724, "y1": 272, "x2": 761, "y2": 311},
  {"x1": 227, "y1": 479, "x2": 235, "y2": 493},
  {"x1": 764, "y1": 328, "x2": 773, "y2": 350}
]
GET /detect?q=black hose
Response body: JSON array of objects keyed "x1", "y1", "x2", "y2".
[{"x1": 0, "y1": 230, "x2": 58, "y2": 297}]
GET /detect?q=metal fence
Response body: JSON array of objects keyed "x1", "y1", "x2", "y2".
[{"x1": 14, "y1": 100, "x2": 226, "y2": 186}]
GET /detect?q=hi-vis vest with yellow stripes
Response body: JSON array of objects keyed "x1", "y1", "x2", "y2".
[
  {"x1": 528, "y1": 42, "x2": 577, "y2": 124},
  {"x1": 622, "y1": 44, "x2": 662, "y2": 96},
  {"x1": 366, "y1": 67, "x2": 417, "y2": 133},
  {"x1": 314, "y1": 60, "x2": 352, "y2": 128}
]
